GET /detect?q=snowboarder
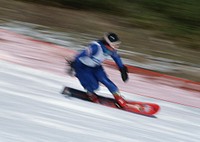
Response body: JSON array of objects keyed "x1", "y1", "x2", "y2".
[{"x1": 68, "y1": 32, "x2": 128, "y2": 108}]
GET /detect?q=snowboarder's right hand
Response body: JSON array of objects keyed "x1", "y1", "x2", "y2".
[
  {"x1": 67, "y1": 60, "x2": 76, "y2": 68},
  {"x1": 67, "y1": 60, "x2": 76, "y2": 76}
]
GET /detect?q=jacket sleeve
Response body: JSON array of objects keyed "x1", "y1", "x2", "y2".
[{"x1": 111, "y1": 51, "x2": 124, "y2": 69}]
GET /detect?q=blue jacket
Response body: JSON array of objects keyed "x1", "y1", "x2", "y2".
[{"x1": 74, "y1": 40, "x2": 124, "y2": 69}]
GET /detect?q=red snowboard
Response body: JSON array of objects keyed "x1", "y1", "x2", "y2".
[{"x1": 62, "y1": 87, "x2": 160, "y2": 116}]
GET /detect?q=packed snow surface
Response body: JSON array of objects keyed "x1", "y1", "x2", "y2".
[{"x1": 0, "y1": 61, "x2": 199, "y2": 142}]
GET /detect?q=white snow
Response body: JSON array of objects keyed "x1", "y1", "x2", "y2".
[{"x1": 0, "y1": 61, "x2": 200, "y2": 142}]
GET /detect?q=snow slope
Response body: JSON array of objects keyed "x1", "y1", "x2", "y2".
[{"x1": 0, "y1": 61, "x2": 200, "y2": 142}]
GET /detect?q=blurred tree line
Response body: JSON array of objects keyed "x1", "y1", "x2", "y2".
[{"x1": 18, "y1": 0, "x2": 200, "y2": 49}]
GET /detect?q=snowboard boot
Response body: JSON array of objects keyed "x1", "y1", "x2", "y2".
[
  {"x1": 87, "y1": 92, "x2": 100, "y2": 103},
  {"x1": 113, "y1": 93, "x2": 126, "y2": 108}
]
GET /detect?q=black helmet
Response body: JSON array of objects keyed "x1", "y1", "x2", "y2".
[{"x1": 104, "y1": 32, "x2": 121, "y2": 49}]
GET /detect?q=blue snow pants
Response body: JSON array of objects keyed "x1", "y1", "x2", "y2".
[{"x1": 74, "y1": 60, "x2": 118, "y2": 93}]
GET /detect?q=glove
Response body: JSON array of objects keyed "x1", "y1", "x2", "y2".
[
  {"x1": 67, "y1": 60, "x2": 76, "y2": 76},
  {"x1": 67, "y1": 60, "x2": 76, "y2": 68},
  {"x1": 119, "y1": 66, "x2": 128, "y2": 82}
]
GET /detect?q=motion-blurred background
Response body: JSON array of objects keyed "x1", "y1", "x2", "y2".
[
  {"x1": 0, "y1": 2, "x2": 200, "y2": 141},
  {"x1": 0, "y1": 0, "x2": 199, "y2": 81}
]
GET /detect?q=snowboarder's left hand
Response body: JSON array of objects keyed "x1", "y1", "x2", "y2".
[{"x1": 120, "y1": 66, "x2": 128, "y2": 82}]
